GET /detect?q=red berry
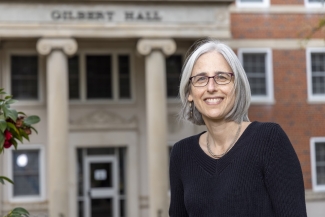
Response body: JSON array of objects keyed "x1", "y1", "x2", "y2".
[
  {"x1": 4, "y1": 140, "x2": 12, "y2": 149},
  {"x1": 4, "y1": 130, "x2": 12, "y2": 140}
]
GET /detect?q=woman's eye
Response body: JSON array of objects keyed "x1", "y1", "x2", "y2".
[{"x1": 196, "y1": 76, "x2": 206, "y2": 82}]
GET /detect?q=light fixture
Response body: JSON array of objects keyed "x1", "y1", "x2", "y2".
[{"x1": 17, "y1": 154, "x2": 28, "y2": 167}]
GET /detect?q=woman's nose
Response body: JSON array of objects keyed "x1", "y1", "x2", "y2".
[{"x1": 207, "y1": 77, "x2": 217, "y2": 92}]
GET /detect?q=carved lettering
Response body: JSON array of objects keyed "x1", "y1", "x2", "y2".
[
  {"x1": 51, "y1": 10, "x2": 162, "y2": 22},
  {"x1": 51, "y1": 10, "x2": 61, "y2": 20},
  {"x1": 125, "y1": 12, "x2": 134, "y2": 20},
  {"x1": 106, "y1": 12, "x2": 114, "y2": 21}
]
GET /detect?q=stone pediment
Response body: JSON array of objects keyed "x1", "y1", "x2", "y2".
[{"x1": 70, "y1": 110, "x2": 137, "y2": 131}]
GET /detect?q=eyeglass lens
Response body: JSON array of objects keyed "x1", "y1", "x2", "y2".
[{"x1": 191, "y1": 73, "x2": 231, "y2": 86}]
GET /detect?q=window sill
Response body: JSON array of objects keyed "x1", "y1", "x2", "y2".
[
  {"x1": 250, "y1": 98, "x2": 275, "y2": 105},
  {"x1": 307, "y1": 97, "x2": 325, "y2": 104},
  {"x1": 306, "y1": 190, "x2": 325, "y2": 201}
]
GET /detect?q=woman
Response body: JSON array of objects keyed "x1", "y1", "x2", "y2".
[{"x1": 169, "y1": 40, "x2": 307, "y2": 217}]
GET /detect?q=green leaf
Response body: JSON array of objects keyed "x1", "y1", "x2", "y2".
[
  {"x1": 0, "y1": 119, "x2": 7, "y2": 133},
  {"x1": 4, "y1": 95, "x2": 12, "y2": 99},
  {"x1": 0, "y1": 176, "x2": 14, "y2": 185},
  {"x1": 6, "y1": 99, "x2": 18, "y2": 104},
  {"x1": 0, "y1": 131, "x2": 4, "y2": 148},
  {"x1": 30, "y1": 126, "x2": 38, "y2": 134},
  {"x1": 19, "y1": 128, "x2": 29, "y2": 141},
  {"x1": 24, "y1": 116, "x2": 40, "y2": 126},
  {"x1": 7, "y1": 123, "x2": 23, "y2": 143},
  {"x1": 2, "y1": 106, "x2": 18, "y2": 122},
  {"x1": 7, "y1": 122, "x2": 19, "y2": 135},
  {"x1": 11, "y1": 138, "x2": 18, "y2": 149},
  {"x1": 17, "y1": 111, "x2": 26, "y2": 116}
]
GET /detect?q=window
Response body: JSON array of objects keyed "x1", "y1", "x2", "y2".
[
  {"x1": 8, "y1": 145, "x2": 45, "y2": 202},
  {"x1": 306, "y1": 48, "x2": 325, "y2": 102},
  {"x1": 311, "y1": 137, "x2": 325, "y2": 191},
  {"x1": 86, "y1": 55, "x2": 112, "y2": 99},
  {"x1": 238, "y1": 48, "x2": 274, "y2": 103},
  {"x1": 236, "y1": 0, "x2": 270, "y2": 7},
  {"x1": 166, "y1": 55, "x2": 183, "y2": 98},
  {"x1": 11, "y1": 55, "x2": 39, "y2": 100},
  {"x1": 68, "y1": 52, "x2": 133, "y2": 102},
  {"x1": 68, "y1": 55, "x2": 80, "y2": 99},
  {"x1": 305, "y1": 0, "x2": 325, "y2": 8}
]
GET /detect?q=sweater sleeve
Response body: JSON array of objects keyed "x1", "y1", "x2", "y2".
[
  {"x1": 264, "y1": 124, "x2": 307, "y2": 217},
  {"x1": 169, "y1": 143, "x2": 189, "y2": 217}
]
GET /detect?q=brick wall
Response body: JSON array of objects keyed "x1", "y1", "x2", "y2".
[
  {"x1": 247, "y1": 50, "x2": 325, "y2": 189},
  {"x1": 231, "y1": 13, "x2": 325, "y2": 39},
  {"x1": 271, "y1": 0, "x2": 304, "y2": 5}
]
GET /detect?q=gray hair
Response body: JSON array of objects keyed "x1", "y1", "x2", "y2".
[{"x1": 179, "y1": 39, "x2": 251, "y2": 125}]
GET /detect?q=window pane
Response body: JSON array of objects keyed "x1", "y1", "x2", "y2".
[
  {"x1": 166, "y1": 55, "x2": 182, "y2": 98},
  {"x1": 86, "y1": 55, "x2": 112, "y2": 99},
  {"x1": 118, "y1": 55, "x2": 131, "y2": 99},
  {"x1": 12, "y1": 150, "x2": 40, "y2": 196},
  {"x1": 309, "y1": 0, "x2": 323, "y2": 2},
  {"x1": 68, "y1": 55, "x2": 80, "y2": 99},
  {"x1": 316, "y1": 142, "x2": 325, "y2": 185},
  {"x1": 11, "y1": 55, "x2": 38, "y2": 100},
  {"x1": 311, "y1": 53, "x2": 325, "y2": 94},
  {"x1": 243, "y1": 53, "x2": 267, "y2": 96}
]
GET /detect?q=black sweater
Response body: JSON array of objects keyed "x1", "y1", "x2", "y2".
[{"x1": 169, "y1": 122, "x2": 307, "y2": 217}]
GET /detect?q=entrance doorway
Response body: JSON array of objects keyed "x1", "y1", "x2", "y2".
[{"x1": 77, "y1": 148, "x2": 126, "y2": 217}]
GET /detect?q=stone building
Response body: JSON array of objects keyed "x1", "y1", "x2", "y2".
[{"x1": 0, "y1": 0, "x2": 324, "y2": 217}]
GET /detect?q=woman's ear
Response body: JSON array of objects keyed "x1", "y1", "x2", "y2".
[{"x1": 188, "y1": 94, "x2": 193, "y2": 102}]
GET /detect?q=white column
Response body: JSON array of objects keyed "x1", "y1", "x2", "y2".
[
  {"x1": 37, "y1": 38, "x2": 78, "y2": 217},
  {"x1": 137, "y1": 39, "x2": 176, "y2": 217}
]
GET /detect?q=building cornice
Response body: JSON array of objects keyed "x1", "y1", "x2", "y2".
[
  {"x1": 230, "y1": 5, "x2": 325, "y2": 14},
  {"x1": 0, "y1": 0, "x2": 234, "y2": 3}
]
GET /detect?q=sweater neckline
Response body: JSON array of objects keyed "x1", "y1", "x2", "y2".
[{"x1": 191, "y1": 121, "x2": 257, "y2": 176}]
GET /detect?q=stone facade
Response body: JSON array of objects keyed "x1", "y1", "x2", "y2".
[{"x1": 0, "y1": 0, "x2": 325, "y2": 217}]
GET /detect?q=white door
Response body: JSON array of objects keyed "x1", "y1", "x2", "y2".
[{"x1": 84, "y1": 156, "x2": 119, "y2": 217}]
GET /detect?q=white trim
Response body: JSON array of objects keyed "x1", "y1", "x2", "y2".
[
  {"x1": 68, "y1": 131, "x2": 139, "y2": 217},
  {"x1": 84, "y1": 155, "x2": 119, "y2": 217},
  {"x1": 3, "y1": 49, "x2": 45, "y2": 106},
  {"x1": 310, "y1": 137, "x2": 325, "y2": 191},
  {"x1": 69, "y1": 49, "x2": 135, "y2": 105},
  {"x1": 238, "y1": 48, "x2": 274, "y2": 104},
  {"x1": 306, "y1": 47, "x2": 325, "y2": 103},
  {"x1": 6, "y1": 144, "x2": 46, "y2": 202},
  {"x1": 236, "y1": 0, "x2": 270, "y2": 8},
  {"x1": 305, "y1": 0, "x2": 325, "y2": 8}
]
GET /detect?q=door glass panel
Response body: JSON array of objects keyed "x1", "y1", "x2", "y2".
[
  {"x1": 91, "y1": 198, "x2": 113, "y2": 217},
  {"x1": 90, "y1": 163, "x2": 112, "y2": 188}
]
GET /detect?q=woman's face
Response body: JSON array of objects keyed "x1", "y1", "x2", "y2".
[{"x1": 188, "y1": 51, "x2": 235, "y2": 123}]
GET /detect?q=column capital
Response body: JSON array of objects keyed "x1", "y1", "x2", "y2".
[
  {"x1": 37, "y1": 38, "x2": 78, "y2": 56},
  {"x1": 137, "y1": 38, "x2": 176, "y2": 56}
]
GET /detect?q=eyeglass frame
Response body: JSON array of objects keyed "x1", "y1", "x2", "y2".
[{"x1": 189, "y1": 72, "x2": 234, "y2": 87}]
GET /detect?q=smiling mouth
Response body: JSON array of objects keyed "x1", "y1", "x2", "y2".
[{"x1": 205, "y1": 98, "x2": 223, "y2": 104}]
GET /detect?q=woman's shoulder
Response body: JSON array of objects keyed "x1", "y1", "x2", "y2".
[
  {"x1": 249, "y1": 121, "x2": 283, "y2": 134},
  {"x1": 171, "y1": 132, "x2": 205, "y2": 155}
]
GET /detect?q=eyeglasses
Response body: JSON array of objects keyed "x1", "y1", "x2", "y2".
[{"x1": 189, "y1": 72, "x2": 234, "y2": 87}]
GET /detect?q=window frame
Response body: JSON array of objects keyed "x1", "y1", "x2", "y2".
[
  {"x1": 7, "y1": 144, "x2": 46, "y2": 202},
  {"x1": 304, "y1": 0, "x2": 325, "y2": 8},
  {"x1": 310, "y1": 137, "x2": 325, "y2": 191},
  {"x1": 306, "y1": 47, "x2": 325, "y2": 103},
  {"x1": 238, "y1": 48, "x2": 274, "y2": 104},
  {"x1": 69, "y1": 49, "x2": 135, "y2": 104},
  {"x1": 236, "y1": 0, "x2": 270, "y2": 8},
  {"x1": 3, "y1": 49, "x2": 45, "y2": 105},
  {"x1": 166, "y1": 51, "x2": 186, "y2": 102}
]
